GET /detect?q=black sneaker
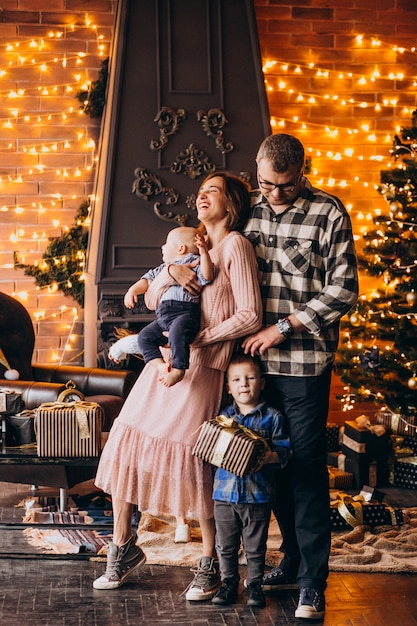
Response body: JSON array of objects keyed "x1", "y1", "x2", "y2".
[
  {"x1": 262, "y1": 566, "x2": 298, "y2": 591},
  {"x1": 185, "y1": 556, "x2": 221, "y2": 601},
  {"x1": 211, "y1": 577, "x2": 239, "y2": 605},
  {"x1": 246, "y1": 581, "x2": 266, "y2": 608},
  {"x1": 295, "y1": 587, "x2": 325, "y2": 619}
]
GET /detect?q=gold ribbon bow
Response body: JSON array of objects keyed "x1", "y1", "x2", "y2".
[
  {"x1": 330, "y1": 491, "x2": 398, "y2": 528},
  {"x1": 214, "y1": 415, "x2": 269, "y2": 450},
  {"x1": 36, "y1": 401, "x2": 99, "y2": 440},
  {"x1": 331, "y1": 492, "x2": 365, "y2": 527}
]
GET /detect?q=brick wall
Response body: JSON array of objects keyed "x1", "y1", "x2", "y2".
[
  {"x1": 254, "y1": 0, "x2": 417, "y2": 226},
  {"x1": 1, "y1": 1, "x2": 416, "y2": 378},
  {"x1": 0, "y1": 1, "x2": 115, "y2": 365},
  {"x1": 254, "y1": 0, "x2": 417, "y2": 423}
]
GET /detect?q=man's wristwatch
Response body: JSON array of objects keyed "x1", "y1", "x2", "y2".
[{"x1": 276, "y1": 317, "x2": 294, "y2": 339}]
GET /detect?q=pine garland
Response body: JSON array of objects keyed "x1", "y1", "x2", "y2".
[
  {"x1": 75, "y1": 58, "x2": 109, "y2": 119},
  {"x1": 14, "y1": 201, "x2": 90, "y2": 307}
]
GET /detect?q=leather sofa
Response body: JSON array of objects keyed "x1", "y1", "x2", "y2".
[{"x1": 0, "y1": 292, "x2": 138, "y2": 432}]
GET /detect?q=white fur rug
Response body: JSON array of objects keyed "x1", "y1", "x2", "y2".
[{"x1": 136, "y1": 508, "x2": 417, "y2": 574}]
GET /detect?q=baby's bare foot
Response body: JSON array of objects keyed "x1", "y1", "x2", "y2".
[
  {"x1": 158, "y1": 368, "x2": 185, "y2": 387},
  {"x1": 156, "y1": 361, "x2": 171, "y2": 377}
]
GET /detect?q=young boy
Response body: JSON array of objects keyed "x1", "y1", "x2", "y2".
[
  {"x1": 109, "y1": 226, "x2": 213, "y2": 387},
  {"x1": 211, "y1": 354, "x2": 291, "y2": 608}
]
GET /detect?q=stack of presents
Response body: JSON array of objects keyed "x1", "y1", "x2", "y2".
[{"x1": 326, "y1": 411, "x2": 417, "y2": 530}]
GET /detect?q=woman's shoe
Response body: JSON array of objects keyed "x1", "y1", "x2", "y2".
[{"x1": 174, "y1": 523, "x2": 191, "y2": 543}]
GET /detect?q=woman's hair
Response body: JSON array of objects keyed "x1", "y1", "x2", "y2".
[{"x1": 199, "y1": 171, "x2": 251, "y2": 232}]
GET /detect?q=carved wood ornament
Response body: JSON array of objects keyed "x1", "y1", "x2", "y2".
[{"x1": 133, "y1": 107, "x2": 234, "y2": 225}]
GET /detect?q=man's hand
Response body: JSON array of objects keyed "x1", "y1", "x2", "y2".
[
  {"x1": 169, "y1": 261, "x2": 202, "y2": 296},
  {"x1": 242, "y1": 325, "x2": 285, "y2": 356}
]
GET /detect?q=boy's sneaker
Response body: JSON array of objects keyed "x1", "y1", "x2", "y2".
[
  {"x1": 294, "y1": 587, "x2": 325, "y2": 619},
  {"x1": 262, "y1": 566, "x2": 298, "y2": 591},
  {"x1": 211, "y1": 577, "x2": 239, "y2": 605},
  {"x1": 246, "y1": 581, "x2": 266, "y2": 607},
  {"x1": 93, "y1": 534, "x2": 146, "y2": 590},
  {"x1": 185, "y1": 556, "x2": 221, "y2": 601}
]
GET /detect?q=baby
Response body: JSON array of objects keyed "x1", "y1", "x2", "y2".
[{"x1": 109, "y1": 226, "x2": 213, "y2": 387}]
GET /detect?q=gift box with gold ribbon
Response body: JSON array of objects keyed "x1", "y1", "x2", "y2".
[
  {"x1": 192, "y1": 415, "x2": 269, "y2": 477},
  {"x1": 34, "y1": 401, "x2": 104, "y2": 457},
  {"x1": 328, "y1": 465, "x2": 353, "y2": 489},
  {"x1": 330, "y1": 492, "x2": 403, "y2": 530},
  {"x1": 327, "y1": 451, "x2": 379, "y2": 489},
  {"x1": 341, "y1": 418, "x2": 390, "y2": 464}
]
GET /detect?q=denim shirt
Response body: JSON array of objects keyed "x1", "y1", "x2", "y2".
[{"x1": 212, "y1": 400, "x2": 292, "y2": 504}]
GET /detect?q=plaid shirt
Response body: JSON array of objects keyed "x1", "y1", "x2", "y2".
[
  {"x1": 212, "y1": 401, "x2": 292, "y2": 504},
  {"x1": 242, "y1": 178, "x2": 359, "y2": 376}
]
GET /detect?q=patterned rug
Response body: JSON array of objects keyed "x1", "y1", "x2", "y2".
[{"x1": 17, "y1": 495, "x2": 417, "y2": 572}]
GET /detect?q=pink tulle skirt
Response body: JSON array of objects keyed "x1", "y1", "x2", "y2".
[{"x1": 95, "y1": 360, "x2": 224, "y2": 520}]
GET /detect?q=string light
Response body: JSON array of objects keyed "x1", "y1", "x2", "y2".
[{"x1": 1, "y1": 14, "x2": 109, "y2": 365}]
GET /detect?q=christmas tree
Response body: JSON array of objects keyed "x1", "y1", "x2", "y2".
[{"x1": 337, "y1": 110, "x2": 417, "y2": 418}]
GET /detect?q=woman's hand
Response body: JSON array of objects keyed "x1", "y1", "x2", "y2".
[{"x1": 169, "y1": 261, "x2": 202, "y2": 296}]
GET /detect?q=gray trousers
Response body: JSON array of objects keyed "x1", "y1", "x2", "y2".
[{"x1": 214, "y1": 500, "x2": 271, "y2": 585}]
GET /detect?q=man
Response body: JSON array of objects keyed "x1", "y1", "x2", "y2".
[{"x1": 242, "y1": 133, "x2": 358, "y2": 620}]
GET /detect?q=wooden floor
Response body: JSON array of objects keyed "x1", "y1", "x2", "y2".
[{"x1": 1, "y1": 480, "x2": 417, "y2": 626}]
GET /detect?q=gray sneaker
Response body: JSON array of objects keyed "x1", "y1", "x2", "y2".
[
  {"x1": 185, "y1": 556, "x2": 221, "y2": 601},
  {"x1": 93, "y1": 534, "x2": 146, "y2": 590}
]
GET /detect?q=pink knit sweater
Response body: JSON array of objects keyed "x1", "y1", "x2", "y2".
[{"x1": 145, "y1": 231, "x2": 262, "y2": 371}]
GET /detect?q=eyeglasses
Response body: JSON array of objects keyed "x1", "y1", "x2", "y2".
[{"x1": 258, "y1": 173, "x2": 302, "y2": 194}]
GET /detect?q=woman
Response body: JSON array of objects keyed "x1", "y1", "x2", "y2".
[{"x1": 93, "y1": 172, "x2": 262, "y2": 600}]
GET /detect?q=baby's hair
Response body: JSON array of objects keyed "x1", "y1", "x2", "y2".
[{"x1": 226, "y1": 353, "x2": 264, "y2": 379}]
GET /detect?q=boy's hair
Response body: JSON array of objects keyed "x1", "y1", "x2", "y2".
[{"x1": 226, "y1": 353, "x2": 264, "y2": 379}]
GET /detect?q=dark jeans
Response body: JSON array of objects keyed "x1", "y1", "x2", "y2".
[
  {"x1": 138, "y1": 300, "x2": 200, "y2": 370},
  {"x1": 214, "y1": 500, "x2": 271, "y2": 585},
  {"x1": 263, "y1": 366, "x2": 332, "y2": 591}
]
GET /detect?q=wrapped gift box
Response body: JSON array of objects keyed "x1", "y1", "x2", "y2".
[
  {"x1": 5, "y1": 411, "x2": 36, "y2": 446},
  {"x1": 35, "y1": 401, "x2": 104, "y2": 457},
  {"x1": 341, "y1": 420, "x2": 390, "y2": 464},
  {"x1": 392, "y1": 456, "x2": 417, "y2": 490},
  {"x1": 328, "y1": 466, "x2": 353, "y2": 489},
  {"x1": 375, "y1": 411, "x2": 417, "y2": 438},
  {"x1": 341, "y1": 420, "x2": 373, "y2": 461},
  {"x1": 0, "y1": 390, "x2": 24, "y2": 416},
  {"x1": 395, "y1": 435, "x2": 417, "y2": 456},
  {"x1": 325, "y1": 422, "x2": 340, "y2": 452},
  {"x1": 330, "y1": 501, "x2": 403, "y2": 531},
  {"x1": 192, "y1": 416, "x2": 268, "y2": 477},
  {"x1": 327, "y1": 451, "x2": 380, "y2": 489}
]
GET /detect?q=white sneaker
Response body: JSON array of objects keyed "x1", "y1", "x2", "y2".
[{"x1": 174, "y1": 523, "x2": 191, "y2": 543}]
